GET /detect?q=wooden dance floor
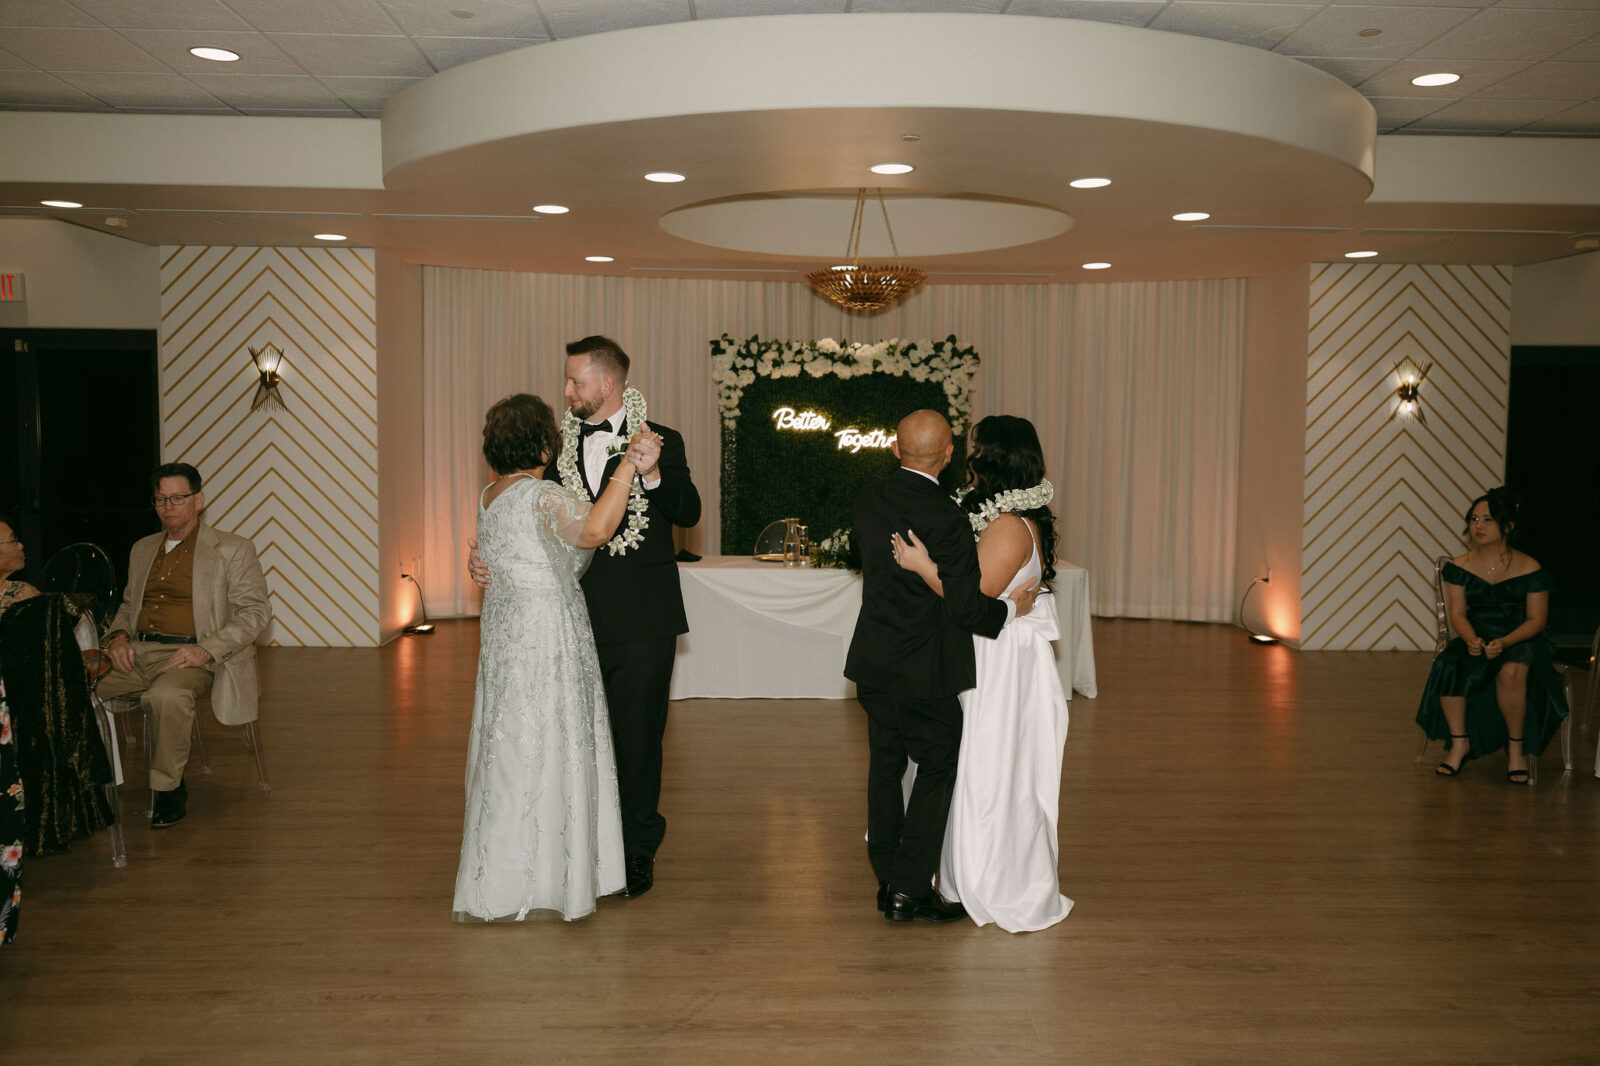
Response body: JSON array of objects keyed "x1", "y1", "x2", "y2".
[{"x1": 7, "y1": 619, "x2": 1598, "y2": 1064}]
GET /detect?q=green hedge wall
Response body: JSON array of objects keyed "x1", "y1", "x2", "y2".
[{"x1": 719, "y1": 372, "x2": 967, "y2": 554}]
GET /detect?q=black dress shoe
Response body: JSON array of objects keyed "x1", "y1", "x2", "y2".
[
  {"x1": 884, "y1": 890, "x2": 967, "y2": 924},
  {"x1": 619, "y1": 856, "x2": 654, "y2": 898},
  {"x1": 151, "y1": 779, "x2": 187, "y2": 828}
]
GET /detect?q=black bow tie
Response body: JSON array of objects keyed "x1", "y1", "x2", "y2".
[{"x1": 580, "y1": 421, "x2": 612, "y2": 438}]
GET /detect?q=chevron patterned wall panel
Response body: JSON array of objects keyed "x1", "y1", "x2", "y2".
[
  {"x1": 1301, "y1": 263, "x2": 1510, "y2": 651},
  {"x1": 158, "y1": 246, "x2": 379, "y2": 647}
]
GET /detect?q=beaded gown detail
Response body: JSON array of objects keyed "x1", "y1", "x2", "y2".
[
  {"x1": 1414, "y1": 563, "x2": 1569, "y2": 758},
  {"x1": 452, "y1": 478, "x2": 625, "y2": 922}
]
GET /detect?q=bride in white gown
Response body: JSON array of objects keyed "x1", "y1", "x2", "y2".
[
  {"x1": 453, "y1": 393, "x2": 656, "y2": 923},
  {"x1": 892, "y1": 415, "x2": 1074, "y2": 933}
]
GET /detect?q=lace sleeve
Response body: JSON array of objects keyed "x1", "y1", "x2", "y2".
[{"x1": 534, "y1": 483, "x2": 594, "y2": 547}]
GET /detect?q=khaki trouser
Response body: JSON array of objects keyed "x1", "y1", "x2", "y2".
[{"x1": 97, "y1": 641, "x2": 214, "y2": 791}]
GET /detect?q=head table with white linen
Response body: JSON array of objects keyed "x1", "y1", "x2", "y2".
[{"x1": 668, "y1": 556, "x2": 1097, "y2": 702}]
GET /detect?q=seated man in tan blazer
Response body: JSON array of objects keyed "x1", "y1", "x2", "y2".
[{"x1": 100, "y1": 462, "x2": 270, "y2": 827}]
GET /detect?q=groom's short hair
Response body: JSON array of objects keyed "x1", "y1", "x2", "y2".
[{"x1": 566, "y1": 335, "x2": 630, "y2": 383}]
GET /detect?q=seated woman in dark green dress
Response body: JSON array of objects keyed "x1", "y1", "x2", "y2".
[{"x1": 1416, "y1": 487, "x2": 1570, "y2": 784}]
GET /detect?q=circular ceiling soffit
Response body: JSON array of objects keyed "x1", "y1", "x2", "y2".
[
  {"x1": 382, "y1": 15, "x2": 1376, "y2": 188},
  {"x1": 660, "y1": 195, "x2": 1073, "y2": 258}
]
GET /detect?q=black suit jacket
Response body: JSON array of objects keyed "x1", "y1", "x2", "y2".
[
  {"x1": 547, "y1": 418, "x2": 701, "y2": 646},
  {"x1": 844, "y1": 466, "x2": 1007, "y2": 699}
]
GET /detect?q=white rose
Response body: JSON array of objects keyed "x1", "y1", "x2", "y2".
[
  {"x1": 805, "y1": 361, "x2": 829, "y2": 378},
  {"x1": 835, "y1": 365, "x2": 854, "y2": 379},
  {"x1": 817, "y1": 338, "x2": 841, "y2": 354},
  {"x1": 737, "y1": 369, "x2": 755, "y2": 385}
]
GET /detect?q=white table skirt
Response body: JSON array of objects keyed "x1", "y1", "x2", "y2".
[{"x1": 669, "y1": 556, "x2": 1098, "y2": 701}]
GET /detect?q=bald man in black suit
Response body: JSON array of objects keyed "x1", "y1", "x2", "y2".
[{"x1": 845, "y1": 410, "x2": 1037, "y2": 924}]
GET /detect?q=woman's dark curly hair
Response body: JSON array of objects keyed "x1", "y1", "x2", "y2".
[
  {"x1": 961, "y1": 414, "x2": 1058, "y2": 586},
  {"x1": 482, "y1": 393, "x2": 561, "y2": 477},
  {"x1": 1463, "y1": 485, "x2": 1520, "y2": 544}
]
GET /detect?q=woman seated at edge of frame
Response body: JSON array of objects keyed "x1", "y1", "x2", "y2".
[{"x1": 1415, "y1": 487, "x2": 1569, "y2": 784}]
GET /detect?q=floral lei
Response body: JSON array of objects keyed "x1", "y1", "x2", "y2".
[
  {"x1": 954, "y1": 479, "x2": 1054, "y2": 536},
  {"x1": 557, "y1": 386, "x2": 650, "y2": 555}
]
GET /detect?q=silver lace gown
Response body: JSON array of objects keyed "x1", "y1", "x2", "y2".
[{"x1": 452, "y1": 478, "x2": 625, "y2": 922}]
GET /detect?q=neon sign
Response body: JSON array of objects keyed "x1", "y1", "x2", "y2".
[{"x1": 770, "y1": 406, "x2": 895, "y2": 452}]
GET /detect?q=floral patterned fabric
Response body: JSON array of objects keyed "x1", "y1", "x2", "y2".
[{"x1": 0, "y1": 694, "x2": 20, "y2": 945}]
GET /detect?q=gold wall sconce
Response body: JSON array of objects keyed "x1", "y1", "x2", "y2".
[
  {"x1": 248, "y1": 343, "x2": 287, "y2": 413},
  {"x1": 1391, "y1": 361, "x2": 1430, "y2": 424}
]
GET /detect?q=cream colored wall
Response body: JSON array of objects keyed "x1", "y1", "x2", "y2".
[
  {"x1": 1238, "y1": 268, "x2": 1309, "y2": 644},
  {"x1": 159, "y1": 246, "x2": 380, "y2": 647},
  {"x1": 1512, "y1": 251, "x2": 1600, "y2": 347},
  {"x1": 0, "y1": 218, "x2": 159, "y2": 329},
  {"x1": 1301, "y1": 263, "x2": 1511, "y2": 651},
  {"x1": 377, "y1": 253, "x2": 426, "y2": 643}
]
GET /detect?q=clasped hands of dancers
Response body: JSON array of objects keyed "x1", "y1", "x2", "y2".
[{"x1": 450, "y1": 335, "x2": 1074, "y2": 933}]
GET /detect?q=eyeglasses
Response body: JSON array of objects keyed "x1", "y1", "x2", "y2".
[{"x1": 151, "y1": 493, "x2": 197, "y2": 508}]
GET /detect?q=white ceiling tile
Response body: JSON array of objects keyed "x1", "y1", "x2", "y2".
[
  {"x1": 219, "y1": 0, "x2": 402, "y2": 35},
  {"x1": 1405, "y1": 95, "x2": 1574, "y2": 129},
  {"x1": 1288, "y1": 55, "x2": 1396, "y2": 84},
  {"x1": 411, "y1": 35, "x2": 548, "y2": 71},
  {"x1": 185, "y1": 71, "x2": 348, "y2": 107},
  {"x1": 0, "y1": 45, "x2": 32, "y2": 69},
  {"x1": 1152, "y1": 3, "x2": 1320, "y2": 51},
  {"x1": 1328, "y1": 0, "x2": 1492, "y2": 7},
  {"x1": 1366, "y1": 95, "x2": 1453, "y2": 127},
  {"x1": 1275, "y1": 6, "x2": 1480, "y2": 59},
  {"x1": 1521, "y1": 98, "x2": 1600, "y2": 132},
  {"x1": 379, "y1": 0, "x2": 550, "y2": 37},
  {"x1": 851, "y1": 0, "x2": 1007, "y2": 10},
  {"x1": 0, "y1": 26, "x2": 170, "y2": 71},
  {"x1": 1492, "y1": 0, "x2": 1600, "y2": 10},
  {"x1": 1005, "y1": 1, "x2": 1164, "y2": 27},
  {"x1": 117, "y1": 105, "x2": 238, "y2": 113},
  {"x1": 1355, "y1": 57, "x2": 1531, "y2": 96},
  {"x1": 535, "y1": 0, "x2": 690, "y2": 38},
  {"x1": 1550, "y1": 34, "x2": 1600, "y2": 61},
  {"x1": 54, "y1": 70, "x2": 229, "y2": 107},
  {"x1": 67, "y1": 0, "x2": 251, "y2": 31},
  {"x1": 0, "y1": 68, "x2": 108, "y2": 105},
  {"x1": 116, "y1": 28, "x2": 304, "y2": 74},
  {"x1": 694, "y1": 0, "x2": 848, "y2": 18},
  {"x1": 1414, "y1": 8, "x2": 1600, "y2": 60},
  {"x1": 1465, "y1": 59, "x2": 1600, "y2": 98},
  {"x1": 0, "y1": 0, "x2": 98, "y2": 27},
  {"x1": 319, "y1": 73, "x2": 424, "y2": 110},
  {"x1": 266, "y1": 32, "x2": 433, "y2": 77}
]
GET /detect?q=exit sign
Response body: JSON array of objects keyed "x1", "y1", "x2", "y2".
[{"x1": 0, "y1": 273, "x2": 23, "y2": 302}]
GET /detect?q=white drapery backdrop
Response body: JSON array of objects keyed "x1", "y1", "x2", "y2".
[{"x1": 421, "y1": 269, "x2": 1245, "y2": 622}]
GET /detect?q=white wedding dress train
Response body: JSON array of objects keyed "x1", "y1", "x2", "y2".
[
  {"x1": 452, "y1": 477, "x2": 625, "y2": 922},
  {"x1": 940, "y1": 528, "x2": 1074, "y2": 932}
]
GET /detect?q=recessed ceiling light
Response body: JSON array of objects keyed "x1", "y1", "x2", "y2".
[
  {"x1": 1070, "y1": 178, "x2": 1112, "y2": 189},
  {"x1": 585, "y1": 255, "x2": 614, "y2": 263},
  {"x1": 1082, "y1": 262, "x2": 1112, "y2": 270},
  {"x1": 1358, "y1": 28, "x2": 1382, "y2": 38},
  {"x1": 900, "y1": 133, "x2": 921, "y2": 142},
  {"x1": 1345, "y1": 250, "x2": 1379, "y2": 259},
  {"x1": 1411, "y1": 72, "x2": 1460, "y2": 87},
  {"x1": 531, "y1": 204, "x2": 569, "y2": 214},
  {"x1": 314, "y1": 233, "x2": 346, "y2": 241},
  {"x1": 189, "y1": 46, "x2": 240, "y2": 62},
  {"x1": 41, "y1": 199, "x2": 82, "y2": 208},
  {"x1": 1172, "y1": 211, "x2": 1211, "y2": 222},
  {"x1": 870, "y1": 163, "x2": 914, "y2": 175},
  {"x1": 644, "y1": 172, "x2": 685, "y2": 183}
]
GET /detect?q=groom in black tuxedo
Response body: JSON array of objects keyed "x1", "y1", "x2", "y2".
[
  {"x1": 846, "y1": 410, "x2": 1036, "y2": 923},
  {"x1": 472, "y1": 335, "x2": 701, "y2": 899}
]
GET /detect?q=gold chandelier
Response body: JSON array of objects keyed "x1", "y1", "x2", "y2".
[{"x1": 805, "y1": 188, "x2": 928, "y2": 312}]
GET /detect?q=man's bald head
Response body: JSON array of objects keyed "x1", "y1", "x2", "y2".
[{"x1": 892, "y1": 409, "x2": 954, "y2": 475}]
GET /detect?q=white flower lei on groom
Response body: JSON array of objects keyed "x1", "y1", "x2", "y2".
[
  {"x1": 557, "y1": 386, "x2": 651, "y2": 555},
  {"x1": 954, "y1": 479, "x2": 1054, "y2": 536}
]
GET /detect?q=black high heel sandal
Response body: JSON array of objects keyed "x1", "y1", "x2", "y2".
[
  {"x1": 1505, "y1": 736, "x2": 1529, "y2": 785},
  {"x1": 1436, "y1": 734, "x2": 1469, "y2": 776}
]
